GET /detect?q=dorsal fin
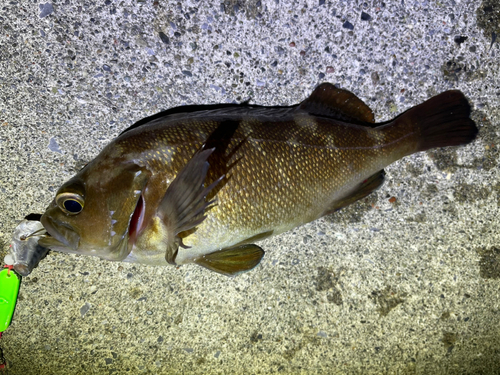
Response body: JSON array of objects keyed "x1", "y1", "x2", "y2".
[{"x1": 297, "y1": 83, "x2": 375, "y2": 125}]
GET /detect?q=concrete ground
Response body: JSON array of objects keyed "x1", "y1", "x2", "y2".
[{"x1": 1, "y1": 0, "x2": 499, "y2": 374}]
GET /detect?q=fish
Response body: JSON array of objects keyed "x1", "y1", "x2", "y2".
[{"x1": 38, "y1": 83, "x2": 478, "y2": 276}]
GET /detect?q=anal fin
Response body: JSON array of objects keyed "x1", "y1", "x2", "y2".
[
  {"x1": 194, "y1": 244, "x2": 265, "y2": 276},
  {"x1": 324, "y1": 170, "x2": 385, "y2": 215}
]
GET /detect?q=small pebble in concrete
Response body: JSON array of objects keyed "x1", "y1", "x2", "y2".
[
  {"x1": 159, "y1": 32, "x2": 170, "y2": 45},
  {"x1": 361, "y1": 11, "x2": 372, "y2": 21},
  {"x1": 80, "y1": 302, "x2": 91, "y2": 317},
  {"x1": 48, "y1": 137, "x2": 62, "y2": 153},
  {"x1": 343, "y1": 21, "x2": 354, "y2": 30},
  {"x1": 39, "y1": 3, "x2": 54, "y2": 18}
]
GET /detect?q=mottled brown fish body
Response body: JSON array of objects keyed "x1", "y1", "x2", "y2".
[
  {"x1": 118, "y1": 113, "x2": 408, "y2": 262},
  {"x1": 39, "y1": 84, "x2": 477, "y2": 275}
]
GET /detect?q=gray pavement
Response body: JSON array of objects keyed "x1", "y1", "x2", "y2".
[{"x1": 0, "y1": 0, "x2": 499, "y2": 374}]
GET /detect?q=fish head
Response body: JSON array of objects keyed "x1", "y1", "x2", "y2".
[{"x1": 39, "y1": 160, "x2": 150, "y2": 261}]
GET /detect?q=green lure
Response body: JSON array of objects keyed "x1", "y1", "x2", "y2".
[{"x1": 0, "y1": 268, "x2": 20, "y2": 332}]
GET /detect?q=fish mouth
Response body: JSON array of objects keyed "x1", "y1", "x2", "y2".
[
  {"x1": 39, "y1": 215, "x2": 81, "y2": 252},
  {"x1": 128, "y1": 193, "x2": 145, "y2": 245}
]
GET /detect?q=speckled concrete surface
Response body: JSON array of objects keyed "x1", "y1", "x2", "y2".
[{"x1": 0, "y1": 1, "x2": 499, "y2": 374}]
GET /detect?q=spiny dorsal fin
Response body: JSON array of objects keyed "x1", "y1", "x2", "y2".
[{"x1": 298, "y1": 83, "x2": 375, "y2": 125}]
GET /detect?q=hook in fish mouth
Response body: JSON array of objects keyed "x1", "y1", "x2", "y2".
[{"x1": 19, "y1": 227, "x2": 47, "y2": 241}]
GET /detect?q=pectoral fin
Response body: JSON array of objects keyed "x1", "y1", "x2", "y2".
[
  {"x1": 194, "y1": 244, "x2": 265, "y2": 276},
  {"x1": 157, "y1": 148, "x2": 223, "y2": 264}
]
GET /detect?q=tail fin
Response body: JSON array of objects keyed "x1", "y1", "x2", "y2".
[{"x1": 396, "y1": 90, "x2": 478, "y2": 152}]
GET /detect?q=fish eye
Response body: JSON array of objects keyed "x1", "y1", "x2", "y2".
[{"x1": 56, "y1": 193, "x2": 84, "y2": 215}]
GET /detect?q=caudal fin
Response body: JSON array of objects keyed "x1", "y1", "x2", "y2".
[{"x1": 396, "y1": 90, "x2": 478, "y2": 152}]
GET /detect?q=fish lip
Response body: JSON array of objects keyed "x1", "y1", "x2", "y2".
[{"x1": 40, "y1": 214, "x2": 80, "y2": 251}]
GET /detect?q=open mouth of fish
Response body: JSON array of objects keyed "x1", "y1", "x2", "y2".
[{"x1": 128, "y1": 193, "x2": 145, "y2": 244}]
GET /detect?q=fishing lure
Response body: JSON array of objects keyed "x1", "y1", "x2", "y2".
[
  {"x1": 0, "y1": 217, "x2": 48, "y2": 370},
  {"x1": 0, "y1": 267, "x2": 20, "y2": 334},
  {"x1": 8, "y1": 217, "x2": 49, "y2": 277}
]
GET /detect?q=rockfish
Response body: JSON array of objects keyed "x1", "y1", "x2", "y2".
[{"x1": 39, "y1": 83, "x2": 478, "y2": 275}]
